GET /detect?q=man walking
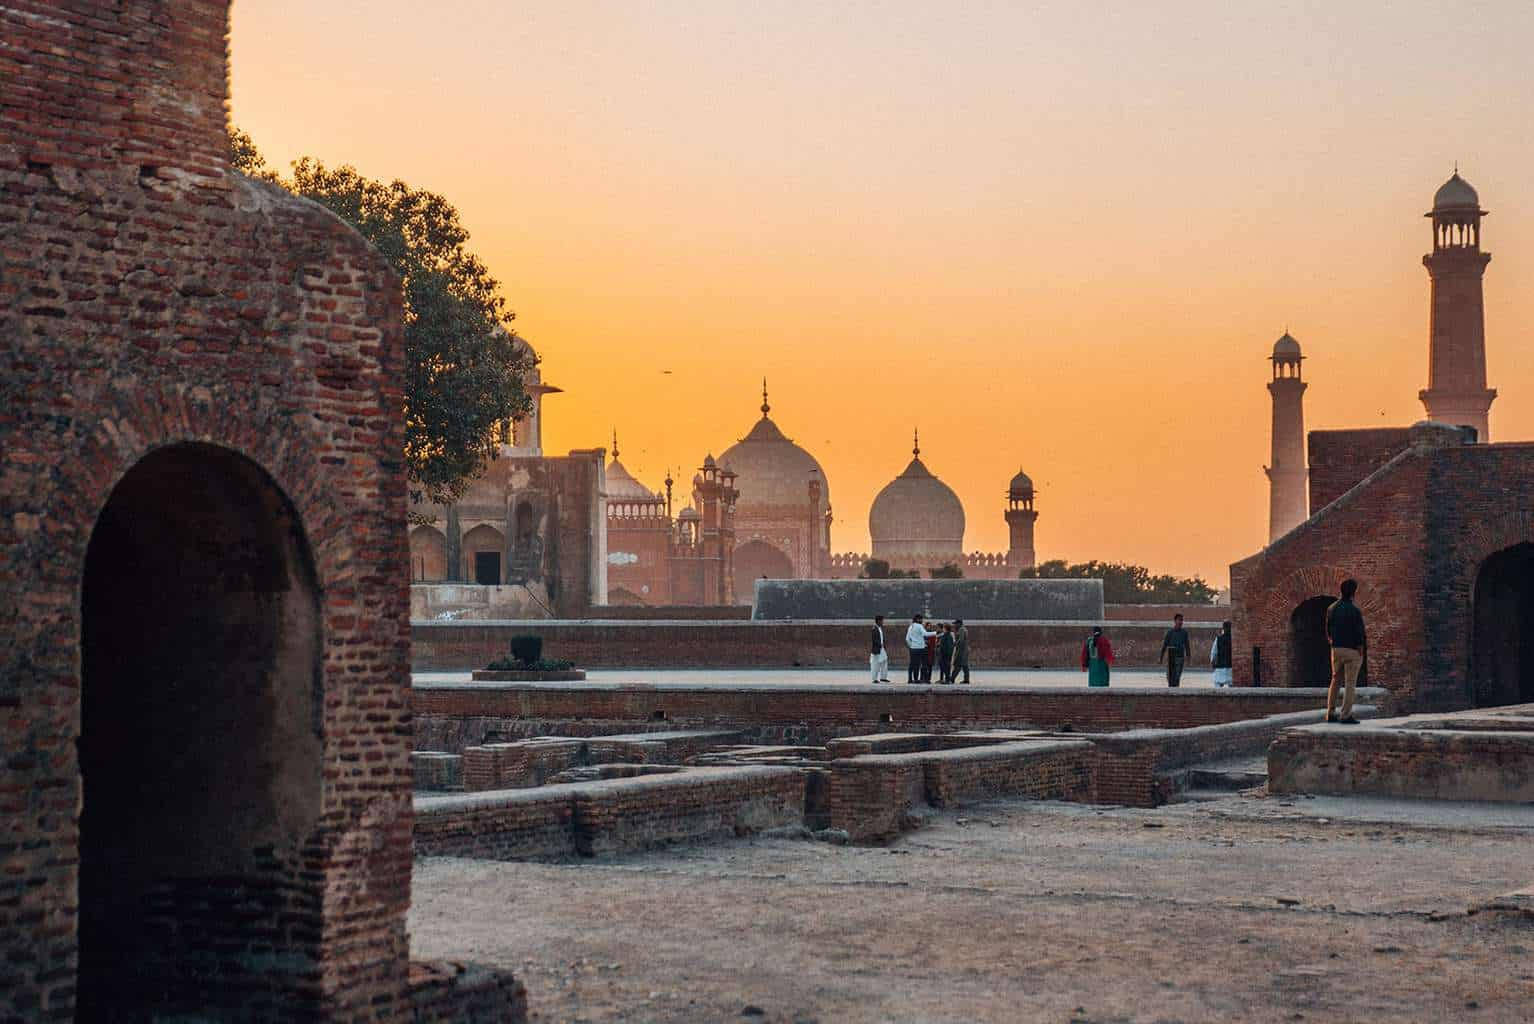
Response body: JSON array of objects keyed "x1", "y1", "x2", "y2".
[
  {"x1": 952, "y1": 619, "x2": 971, "y2": 684},
  {"x1": 905, "y1": 614, "x2": 935, "y2": 684},
  {"x1": 1325, "y1": 579, "x2": 1366, "y2": 724},
  {"x1": 869, "y1": 614, "x2": 890, "y2": 684},
  {"x1": 1159, "y1": 613, "x2": 1192, "y2": 688}
]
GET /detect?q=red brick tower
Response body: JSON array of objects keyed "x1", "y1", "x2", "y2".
[
  {"x1": 1004, "y1": 470, "x2": 1038, "y2": 570},
  {"x1": 1266, "y1": 332, "x2": 1309, "y2": 541},
  {"x1": 1419, "y1": 171, "x2": 1496, "y2": 441}
]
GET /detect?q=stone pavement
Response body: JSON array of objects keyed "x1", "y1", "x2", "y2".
[{"x1": 414, "y1": 667, "x2": 1218, "y2": 689}]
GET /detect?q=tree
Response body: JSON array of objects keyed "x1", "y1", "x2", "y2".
[
  {"x1": 1019, "y1": 559, "x2": 1217, "y2": 605},
  {"x1": 861, "y1": 559, "x2": 891, "y2": 579},
  {"x1": 929, "y1": 563, "x2": 964, "y2": 579},
  {"x1": 228, "y1": 128, "x2": 532, "y2": 507}
]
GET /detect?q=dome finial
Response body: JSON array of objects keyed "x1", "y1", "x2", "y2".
[
  {"x1": 611, "y1": 427, "x2": 619, "y2": 461},
  {"x1": 760, "y1": 377, "x2": 770, "y2": 418},
  {"x1": 912, "y1": 427, "x2": 920, "y2": 458}
]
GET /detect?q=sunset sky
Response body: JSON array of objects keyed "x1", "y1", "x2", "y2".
[{"x1": 230, "y1": 1, "x2": 1534, "y2": 585}]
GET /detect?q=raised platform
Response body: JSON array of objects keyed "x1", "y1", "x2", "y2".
[
  {"x1": 1268, "y1": 703, "x2": 1534, "y2": 803},
  {"x1": 751, "y1": 578, "x2": 1103, "y2": 621},
  {"x1": 411, "y1": 619, "x2": 1221, "y2": 671}
]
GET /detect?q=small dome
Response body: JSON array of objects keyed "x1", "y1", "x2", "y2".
[
  {"x1": 677, "y1": 506, "x2": 700, "y2": 521},
  {"x1": 1009, "y1": 469, "x2": 1034, "y2": 495},
  {"x1": 869, "y1": 455, "x2": 965, "y2": 560},
  {"x1": 1272, "y1": 332, "x2": 1302, "y2": 360},
  {"x1": 1433, "y1": 172, "x2": 1479, "y2": 211}
]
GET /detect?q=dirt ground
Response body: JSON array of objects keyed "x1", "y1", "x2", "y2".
[{"x1": 410, "y1": 794, "x2": 1534, "y2": 1023}]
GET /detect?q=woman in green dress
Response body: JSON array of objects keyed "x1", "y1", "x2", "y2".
[{"x1": 1081, "y1": 626, "x2": 1114, "y2": 687}]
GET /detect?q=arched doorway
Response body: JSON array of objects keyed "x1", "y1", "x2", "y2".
[
  {"x1": 733, "y1": 540, "x2": 795, "y2": 603},
  {"x1": 461, "y1": 523, "x2": 505, "y2": 585},
  {"x1": 1289, "y1": 596, "x2": 1334, "y2": 685},
  {"x1": 410, "y1": 524, "x2": 448, "y2": 581},
  {"x1": 78, "y1": 444, "x2": 323, "y2": 1019},
  {"x1": 1471, "y1": 543, "x2": 1534, "y2": 707}
]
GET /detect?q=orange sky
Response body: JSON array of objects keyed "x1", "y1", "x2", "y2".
[{"x1": 230, "y1": 1, "x2": 1534, "y2": 586}]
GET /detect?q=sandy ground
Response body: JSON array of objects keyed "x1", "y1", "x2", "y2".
[
  {"x1": 415, "y1": 667, "x2": 1217, "y2": 689},
  {"x1": 410, "y1": 794, "x2": 1534, "y2": 1023}
]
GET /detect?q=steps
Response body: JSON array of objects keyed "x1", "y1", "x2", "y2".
[{"x1": 1166, "y1": 756, "x2": 1268, "y2": 803}]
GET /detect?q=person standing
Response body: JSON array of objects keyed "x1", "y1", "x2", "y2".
[
  {"x1": 870, "y1": 614, "x2": 890, "y2": 684},
  {"x1": 1210, "y1": 620, "x2": 1234, "y2": 688},
  {"x1": 905, "y1": 614, "x2": 935, "y2": 684},
  {"x1": 1159, "y1": 613, "x2": 1191, "y2": 688},
  {"x1": 1325, "y1": 579, "x2": 1366, "y2": 723},
  {"x1": 1082, "y1": 626, "x2": 1113, "y2": 687},
  {"x1": 938, "y1": 623, "x2": 956, "y2": 684},
  {"x1": 952, "y1": 619, "x2": 971, "y2": 684}
]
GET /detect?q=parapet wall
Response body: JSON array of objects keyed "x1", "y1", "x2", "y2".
[
  {"x1": 413, "y1": 683, "x2": 1364, "y2": 751},
  {"x1": 752, "y1": 578, "x2": 1103, "y2": 621},
  {"x1": 412, "y1": 619, "x2": 1218, "y2": 671}
]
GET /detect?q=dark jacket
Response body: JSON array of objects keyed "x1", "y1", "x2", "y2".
[
  {"x1": 1326, "y1": 599, "x2": 1366, "y2": 650},
  {"x1": 1160, "y1": 627, "x2": 1191, "y2": 661},
  {"x1": 1212, "y1": 631, "x2": 1233, "y2": 669},
  {"x1": 871, "y1": 626, "x2": 885, "y2": 655},
  {"x1": 939, "y1": 632, "x2": 955, "y2": 659},
  {"x1": 953, "y1": 625, "x2": 970, "y2": 663}
]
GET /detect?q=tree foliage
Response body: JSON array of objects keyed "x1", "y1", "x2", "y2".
[
  {"x1": 929, "y1": 563, "x2": 964, "y2": 579},
  {"x1": 228, "y1": 128, "x2": 532, "y2": 506},
  {"x1": 1019, "y1": 559, "x2": 1218, "y2": 605}
]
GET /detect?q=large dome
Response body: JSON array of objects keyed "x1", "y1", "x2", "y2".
[
  {"x1": 718, "y1": 400, "x2": 830, "y2": 510},
  {"x1": 1433, "y1": 172, "x2": 1480, "y2": 211},
  {"x1": 869, "y1": 454, "x2": 965, "y2": 559},
  {"x1": 605, "y1": 457, "x2": 657, "y2": 501}
]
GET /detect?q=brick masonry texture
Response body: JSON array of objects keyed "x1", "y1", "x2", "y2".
[
  {"x1": 413, "y1": 766, "x2": 806, "y2": 859},
  {"x1": 411, "y1": 619, "x2": 1221, "y2": 671},
  {"x1": 1231, "y1": 430, "x2": 1534, "y2": 711},
  {"x1": 412, "y1": 683, "x2": 1354, "y2": 751},
  {"x1": 1307, "y1": 428, "x2": 1414, "y2": 512},
  {"x1": 0, "y1": 4, "x2": 517, "y2": 1019}
]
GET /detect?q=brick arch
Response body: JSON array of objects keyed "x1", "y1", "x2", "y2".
[
  {"x1": 1431, "y1": 508, "x2": 1534, "y2": 708},
  {"x1": 1248, "y1": 564, "x2": 1385, "y2": 689},
  {"x1": 1444, "y1": 509, "x2": 1534, "y2": 594}
]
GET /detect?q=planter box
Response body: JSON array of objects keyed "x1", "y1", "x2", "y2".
[{"x1": 471, "y1": 669, "x2": 587, "y2": 682}]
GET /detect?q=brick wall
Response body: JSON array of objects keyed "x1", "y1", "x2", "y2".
[
  {"x1": 409, "y1": 963, "x2": 529, "y2": 1024},
  {"x1": 412, "y1": 619, "x2": 1219, "y2": 671},
  {"x1": 1307, "y1": 428, "x2": 1414, "y2": 512},
  {"x1": 1268, "y1": 724, "x2": 1534, "y2": 802},
  {"x1": 0, "y1": 3, "x2": 435, "y2": 1018},
  {"x1": 413, "y1": 766, "x2": 805, "y2": 859},
  {"x1": 413, "y1": 683, "x2": 1346, "y2": 751}
]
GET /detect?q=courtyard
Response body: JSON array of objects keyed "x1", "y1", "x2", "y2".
[{"x1": 411, "y1": 792, "x2": 1534, "y2": 1023}]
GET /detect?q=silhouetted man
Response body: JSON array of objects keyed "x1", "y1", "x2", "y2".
[
  {"x1": 1325, "y1": 579, "x2": 1366, "y2": 724},
  {"x1": 1160, "y1": 613, "x2": 1191, "y2": 688},
  {"x1": 952, "y1": 619, "x2": 971, "y2": 684},
  {"x1": 870, "y1": 614, "x2": 890, "y2": 684},
  {"x1": 905, "y1": 615, "x2": 935, "y2": 684}
]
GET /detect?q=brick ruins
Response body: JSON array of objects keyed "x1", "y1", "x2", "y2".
[{"x1": 0, "y1": 3, "x2": 518, "y2": 1019}]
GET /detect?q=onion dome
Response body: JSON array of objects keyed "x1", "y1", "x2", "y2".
[
  {"x1": 717, "y1": 380, "x2": 831, "y2": 509},
  {"x1": 868, "y1": 430, "x2": 965, "y2": 559},
  {"x1": 1272, "y1": 332, "x2": 1302, "y2": 360},
  {"x1": 1433, "y1": 171, "x2": 1480, "y2": 211}
]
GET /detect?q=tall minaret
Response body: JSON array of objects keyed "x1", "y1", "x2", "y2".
[
  {"x1": 1266, "y1": 332, "x2": 1308, "y2": 541},
  {"x1": 1004, "y1": 469, "x2": 1037, "y2": 570},
  {"x1": 1419, "y1": 170, "x2": 1495, "y2": 441}
]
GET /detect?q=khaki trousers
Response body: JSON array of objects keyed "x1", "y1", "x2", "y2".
[{"x1": 1327, "y1": 647, "x2": 1363, "y2": 718}]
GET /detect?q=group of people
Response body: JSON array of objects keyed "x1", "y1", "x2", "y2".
[
  {"x1": 1081, "y1": 613, "x2": 1236, "y2": 688},
  {"x1": 868, "y1": 614, "x2": 970, "y2": 684}
]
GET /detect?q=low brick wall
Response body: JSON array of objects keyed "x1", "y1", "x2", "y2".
[
  {"x1": 413, "y1": 752, "x2": 463, "y2": 791},
  {"x1": 409, "y1": 962, "x2": 528, "y2": 1023},
  {"x1": 1268, "y1": 723, "x2": 1534, "y2": 802},
  {"x1": 456, "y1": 731, "x2": 742, "y2": 791},
  {"x1": 827, "y1": 740, "x2": 1096, "y2": 842},
  {"x1": 414, "y1": 683, "x2": 1366, "y2": 750},
  {"x1": 412, "y1": 620, "x2": 1220, "y2": 671},
  {"x1": 414, "y1": 766, "x2": 804, "y2": 860}
]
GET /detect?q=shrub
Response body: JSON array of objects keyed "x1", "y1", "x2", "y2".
[
  {"x1": 509, "y1": 635, "x2": 543, "y2": 665},
  {"x1": 486, "y1": 656, "x2": 576, "y2": 672}
]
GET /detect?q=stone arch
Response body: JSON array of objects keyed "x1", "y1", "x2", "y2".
[
  {"x1": 77, "y1": 442, "x2": 324, "y2": 1019},
  {"x1": 462, "y1": 523, "x2": 506, "y2": 585},
  {"x1": 1471, "y1": 542, "x2": 1534, "y2": 707},
  {"x1": 410, "y1": 524, "x2": 449, "y2": 581},
  {"x1": 733, "y1": 539, "x2": 795, "y2": 603}
]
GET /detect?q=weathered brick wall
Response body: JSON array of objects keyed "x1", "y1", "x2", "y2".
[
  {"x1": 589, "y1": 604, "x2": 754, "y2": 619},
  {"x1": 409, "y1": 963, "x2": 529, "y2": 1024},
  {"x1": 412, "y1": 619, "x2": 1219, "y2": 671},
  {"x1": 826, "y1": 741, "x2": 1095, "y2": 841},
  {"x1": 413, "y1": 766, "x2": 805, "y2": 859},
  {"x1": 1230, "y1": 450, "x2": 1428, "y2": 704},
  {"x1": 0, "y1": 3, "x2": 437, "y2": 1018},
  {"x1": 413, "y1": 684, "x2": 1344, "y2": 751},
  {"x1": 1307, "y1": 428, "x2": 1414, "y2": 512},
  {"x1": 414, "y1": 752, "x2": 464, "y2": 791},
  {"x1": 1268, "y1": 724, "x2": 1534, "y2": 802}
]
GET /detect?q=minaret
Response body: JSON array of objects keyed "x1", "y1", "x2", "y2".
[
  {"x1": 1266, "y1": 332, "x2": 1308, "y2": 541},
  {"x1": 1419, "y1": 170, "x2": 1495, "y2": 441},
  {"x1": 1005, "y1": 469, "x2": 1037, "y2": 570}
]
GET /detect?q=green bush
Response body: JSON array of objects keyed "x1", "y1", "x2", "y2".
[{"x1": 486, "y1": 656, "x2": 576, "y2": 672}]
